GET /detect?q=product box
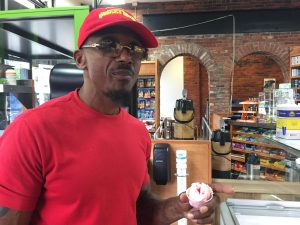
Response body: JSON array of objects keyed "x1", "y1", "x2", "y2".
[{"x1": 276, "y1": 105, "x2": 300, "y2": 139}]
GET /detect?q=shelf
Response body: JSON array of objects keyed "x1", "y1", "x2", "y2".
[
  {"x1": 231, "y1": 155, "x2": 245, "y2": 162},
  {"x1": 229, "y1": 121, "x2": 276, "y2": 129},
  {"x1": 290, "y1": 64, "x2": 300, "y2": 68},
  {"x1": 262, "y1": 174, "x2": 285, "y2": 182},
  {"x1": 232, "y1": 147, "x2": 286, "y2": 160},
  {"x1": 290, "y1": 76, "x2": 300, "y2": 79},
  {"x1": 231, "y1": 104, "x2": 242, "y2": 108},
  {"x1": 137, "y1": 87, "x2": 155, "y2": 89},
  {"x1": 231, "y1": 167, "x2": 246, "y2": 174},
  {"x1": 231, "y1": 156, "x2": 286, "y2": 172},
  {"x1": 237, "y1": 111, "x2": 257, "y2": 114},
  {"x1": 260, "y1": 163, "x2": 286, "y2": 172},
  {"x1": 232, "y1": 131, "x2": 262, "y2": 138},
  {"x1": 232, "y1": 138, "x2": 284, "y2": 149},
  {"x1": 239, "y1": 101, "x2": 259, "y2": 104},
  {"x1": 231, "y1": 168, "x2": 285, "y2": 181},
  {"x1": 0, "y1": 84, "x2": 32, "y2": 93},
  {"x1": 236, "y1": 119, "x2": 257, "y2": 123},
  {"x1": 137, "y1": 97, "x2": 155, "y2": 100}
]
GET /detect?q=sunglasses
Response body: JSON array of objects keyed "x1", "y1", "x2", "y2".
[{"x1": 81, "y1": 39, "x2": 148, "y2": 60}]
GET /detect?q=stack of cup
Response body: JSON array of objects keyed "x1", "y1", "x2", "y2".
[
  {"x1": 5, "y1": 69, "x2": 17, "y2": 85},
  {"x1": 176, "y1": 150, "x2": 187, "y2": 225}
]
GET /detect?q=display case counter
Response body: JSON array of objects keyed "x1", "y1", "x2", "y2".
[
  {"x1": 213, "y1": 178, "x2": 300, "y2": 225},
  {"x1": 229, "y1": 121, "x2": 300, "y2": 157},
  {"x1": 229, "y1": 120, "x2": 300, "y2": 182},
  {"x1": 220, "y1": 198, "x2": 300, "y2": 225},
  {"x1": 264, "y1": 134, "x2": 300, "y2": 157}
]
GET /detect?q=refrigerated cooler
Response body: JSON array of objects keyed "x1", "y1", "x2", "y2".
[{"x1": 220, "y1": 198, "x2": 300, "y2": 225}]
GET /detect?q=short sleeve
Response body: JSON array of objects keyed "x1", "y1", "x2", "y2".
[
  {"x1": 0, "y1": 118, "x2": 43, "y2": 211},
  {"x1": 142, "y1": 134, "x2": 152, "y2": 187}
]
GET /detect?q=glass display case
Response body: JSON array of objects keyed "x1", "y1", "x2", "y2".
[
  {"x1": 220, "y1": 198, "x2": 300, "y2": 225},
  {"x1": 258, "y1": 91, "x2": 275, "y2": 123},
  {"x1": 229, "y1": 120, "x2": 300, "y2": 182}
]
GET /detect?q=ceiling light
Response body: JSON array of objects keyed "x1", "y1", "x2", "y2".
[
  {"x1": 14, "y1": 0, "x2": 35, "y2": 9},
  {"x1": 110, "y1": 0, "x2": 126, "y2": 5}
]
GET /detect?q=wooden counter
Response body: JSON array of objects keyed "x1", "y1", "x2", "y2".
[
  {"x1": 213, "y1": 179, "x2": 300, "y2": 196},
  {"x1": 149, "y1": 139, "x2": 212, "y2": 225},
  {"x1": 149, "y1": 140, "x2": 212, "y2": 199}
]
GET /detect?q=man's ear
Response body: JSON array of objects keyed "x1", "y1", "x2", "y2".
[{"x1": 74, "y1": 49, "x2": 87, "y2": 70}]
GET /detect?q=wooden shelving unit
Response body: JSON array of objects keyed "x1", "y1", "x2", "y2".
[
  {"x1": 236, "y1": 100, "x2": 258, "y2": 123},
  {"x1": 290, "y1": 46, "x2": 300, "y2": 102},
  {"x1": 231, "y1": 138, "x2": 284, "y2": 149},
  {"x1": 232, "y1": 147, "x2": 285, "y2": 160},
  {"x1": 232, "y1": 131, "x2": 263, "y2": 138},
  {"x1": 137, "y1": 60, "x2": 160, "y2": 134}
]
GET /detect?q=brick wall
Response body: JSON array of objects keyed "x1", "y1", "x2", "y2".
[
  {"x1": 124, "y1": 0, "x2": 300, "y2": 19},
  {"x1": 151, "y1": 33, "x2": 296, "y2": 117},
  {"x1": 233, "y1": 53, "x2": 284, "y2": 101},
  {"x1": 182, "y1": 56, "x2": 209, "y2": 131},
  {"x1": 121, "y1": 1, "x2": 300, "y2": 122},
  {"x1": 183, "y1": 56, "x2": 200, "y2": 127}
]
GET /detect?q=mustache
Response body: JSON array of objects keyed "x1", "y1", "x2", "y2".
[{"x1": 115, "y1": 64, "x2": 135, "y2": 74}]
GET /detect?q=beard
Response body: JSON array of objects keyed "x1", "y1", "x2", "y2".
[{"x1": 104, "y1": 89, "x2": 132, "y2": 106}]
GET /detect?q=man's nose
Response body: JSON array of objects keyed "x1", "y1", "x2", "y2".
[{"x1": 117, "y1": 46, "x2": 133, "y2": 62}]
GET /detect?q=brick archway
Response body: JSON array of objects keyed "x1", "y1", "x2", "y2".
[
  {"x1": 224, "y1": 41, "x2": 290, "y2": 88},
  {"x1": 151, "y1": 43, "x2": 218, "y2": 72},
  {"x1": 150, "y1": 43, "x2": 220, "y2": 118},
  {"x1": 221, "y1": 41, "x2": 290, "y2": 112}
]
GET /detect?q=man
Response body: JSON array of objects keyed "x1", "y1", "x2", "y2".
[{"x1": 0, "y1": 7, "x2": 233, "y2": 225}]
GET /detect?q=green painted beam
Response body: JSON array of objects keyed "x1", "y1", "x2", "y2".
[{"x1": 0, "y1": 6, "x2": 90, "y2": 49}]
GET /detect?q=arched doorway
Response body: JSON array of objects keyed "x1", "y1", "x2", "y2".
[{"x1": 160, "y1": 54, "x2": 209, "y2": 138}]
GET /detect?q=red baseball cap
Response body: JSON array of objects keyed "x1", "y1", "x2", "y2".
[{"x1": 77, "y1": 7, "x2": 158, "y2": 49}]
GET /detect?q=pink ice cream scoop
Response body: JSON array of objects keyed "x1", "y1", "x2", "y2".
[{"x1": 186, "y1": 182, "x2": 214, "y2": 208}]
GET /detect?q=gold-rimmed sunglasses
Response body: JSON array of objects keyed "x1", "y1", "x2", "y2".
[{"x1": 81, "y1": 40, "x2": 148, "y2": 60}]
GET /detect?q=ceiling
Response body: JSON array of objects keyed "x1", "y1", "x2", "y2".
[{"x1": 55, "y1": 0, "x2": 184, "y2": 7}]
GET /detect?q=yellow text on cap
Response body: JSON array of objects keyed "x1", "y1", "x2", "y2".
[{"x1": 99, "y1": 8, "x2": 136, "y2": 21}]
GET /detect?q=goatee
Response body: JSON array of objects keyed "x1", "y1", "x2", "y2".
[{"x1": 105, "y1": 90, "x2": 132, "y2": 106}]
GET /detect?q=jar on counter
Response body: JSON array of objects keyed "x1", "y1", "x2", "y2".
[{"x1": 5, "y1": 69, "x2": 16, "y2": 85}]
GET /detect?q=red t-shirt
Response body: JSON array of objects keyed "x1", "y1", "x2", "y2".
[{"x1": 0, "y1": 90, "x2": 151, "y2": 225}]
